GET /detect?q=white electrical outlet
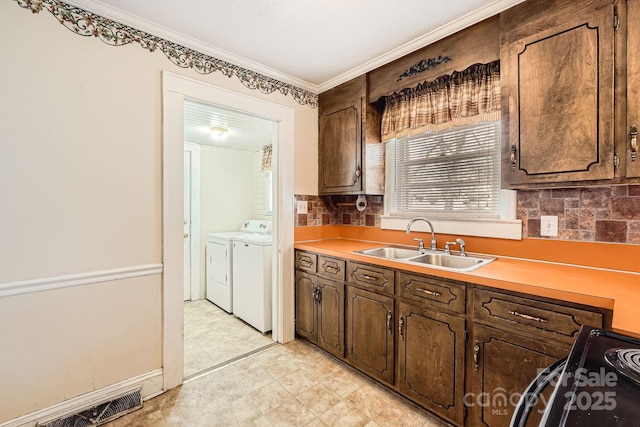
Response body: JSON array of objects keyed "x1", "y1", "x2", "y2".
[
  {"x1": 297, "y1": 200, "x2": 308, "y2": 214},
  {"x1": 540, "y1": 215, "x2": 558, "y2": 237}
]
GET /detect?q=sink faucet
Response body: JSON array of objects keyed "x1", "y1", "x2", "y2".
[
  {"x1": 405, "y1": 217, "x2": 437, "y2": 252},
  {"x1": 445, "y1": 238, "x2": 467, "y2": 256}
]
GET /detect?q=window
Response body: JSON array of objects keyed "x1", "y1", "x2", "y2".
[{"x1": 386, "y1": 121, "x2": 501, "y2": 219}]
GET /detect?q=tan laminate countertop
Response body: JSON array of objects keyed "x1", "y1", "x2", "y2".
[{"x1": 294, "y1": 238, "x2": 640, "y2": 334}]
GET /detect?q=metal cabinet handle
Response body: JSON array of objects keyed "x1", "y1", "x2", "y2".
[
  {"x1": 399, "y1": 317, "x2": 404, "y2": 341},
  {"x1": 508, "y1": 310, "x2": 548, "y2": 323},
  {"x1": 352, "y1": 165, "x2": 362, "y2": 184},
  {"x1": 417, "y1": 287, "x2": 441, "y2": 297},
  {"x1": 510, "y1": 145, "x2": 517, "y2": 171},
  {"x1": 362, "y1": 274, "x2": 378, "y2": 281},
  {"x1": 386, "y1": 313, "x2": 392, "y2": 333},
  {"x1": 631, "y1": 126, "x2": 638, "y2": 161},
  {"x1": 473, "y1": 340, "x2": 480, "y2": 372}
]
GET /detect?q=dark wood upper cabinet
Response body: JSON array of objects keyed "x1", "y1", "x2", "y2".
[
  {"x1": 318, "y1": 75, "x2": 383, "y2": 195},
  {"x1": 626, "y1": 0, "x2": 640, "y2": 178},
  {"x1": 501, "y1": 0, "x2": 618, "y2": 187}
]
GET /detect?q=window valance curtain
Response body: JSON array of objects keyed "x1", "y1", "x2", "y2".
[
  {"x1": 261, "y1": 144, "x2": 272, "y2": 171},
  {"x1": 381, "y1": 60, "x2": 501, "y2": 140}
]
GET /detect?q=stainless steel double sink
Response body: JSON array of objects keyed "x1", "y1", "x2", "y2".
[{"x1": 354, "y1": 244, "x2": 495, "y2": 272}]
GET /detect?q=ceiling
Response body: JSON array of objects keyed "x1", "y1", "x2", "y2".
[
  {"x1": 184, "y1": 100, "x2": 275, "y2": 151},
  {"x1": 69, "y1": 0, "x2": 524, "y2": 91}
]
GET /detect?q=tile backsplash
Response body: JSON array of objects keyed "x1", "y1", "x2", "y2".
[
  {"x1": 517, "y1": 185, "x2": 640, "y2": 244},
  {"x1": 295, "y1": 185, "x2": 640, "y2": 244},
  {"x1": 294, "y1": 195, "x2": 383, "y2": 227}
]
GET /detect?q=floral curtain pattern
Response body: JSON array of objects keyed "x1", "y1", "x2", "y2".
[
  {"x1": 261, "y1": 144, "x2": 273, "y2": 171},
  {"x1": 381, "y1": 60, "x2": 501, "y2": 139}
]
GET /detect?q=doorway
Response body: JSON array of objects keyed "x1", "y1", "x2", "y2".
[
  {"x1": 162, "y1": 71, "x2": 295, "y2": 391},
  {"x1": 182, "y1": 99, "x2": 278, "y2": 378}
]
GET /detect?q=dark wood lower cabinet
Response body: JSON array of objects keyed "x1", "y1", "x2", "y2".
[
  {"x1": 346, "y1": 286, "x2": 394, "y2": 384},
  {"x1": 295, "y1": 270, "x2": 317, "y2": 342},
  {"x1": 398, "y1": 302, "x2": 466, "y2": 426},
  {"x1": 295, "y1": 271, "x2": 344, "y2": 358},
  {"x1": 294, "y1": 250, "x2": 610, "y2": 427},
  {"x1": 316, "y1": 277, "x2": 344, "y2": 358},
  {"x1": 467, "y1": 324, "x2": 569, "y2": 427}
]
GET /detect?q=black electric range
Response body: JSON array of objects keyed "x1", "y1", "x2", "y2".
[{"x1": 512, "y1": 326, "x2": 640, "y2": 426}]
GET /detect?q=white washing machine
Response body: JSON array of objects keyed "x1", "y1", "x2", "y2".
[
  {"x1": 205, "y1": 220, "x2": 272, "y2": 319},
  {"x1": 232, "y1": 230, "x2": 272, "y2": 333}
]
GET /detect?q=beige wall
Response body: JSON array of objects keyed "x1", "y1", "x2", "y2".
[{"x1": 0, "y1": 1, "x2": 317, "y2": 422}]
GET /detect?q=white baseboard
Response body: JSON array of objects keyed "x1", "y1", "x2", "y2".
[{"x1": 0, "y1": 369, "x2": 164, "y2": 427}]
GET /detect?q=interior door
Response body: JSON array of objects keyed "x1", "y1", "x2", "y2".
[{"x1": 183, "y1": 150, "x2": 192, "y2": 301}]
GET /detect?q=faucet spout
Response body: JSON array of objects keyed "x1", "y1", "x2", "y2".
[{"x1": 405, "y1": 217, "x2": 437, "y2": 251}]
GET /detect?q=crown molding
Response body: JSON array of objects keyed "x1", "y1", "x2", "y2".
[{"x1": 318, "y1": 0, "x2": 526, "y2": 93}]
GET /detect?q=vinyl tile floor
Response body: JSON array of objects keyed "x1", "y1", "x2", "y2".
[
  {"x1": 183, "y1": 299, "x2": 275, "y2": 379},
  {"x1": 105, "y1": 338, "x2": 449, "y2": 427}
]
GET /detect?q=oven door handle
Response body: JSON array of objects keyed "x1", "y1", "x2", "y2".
[{"x1": 510, "y1": 357, "x2": 567, "y2": 427}]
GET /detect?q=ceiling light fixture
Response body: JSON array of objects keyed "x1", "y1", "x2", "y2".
[{"x1": 210, "y1": 126, "x2": 229, "y2": 141}]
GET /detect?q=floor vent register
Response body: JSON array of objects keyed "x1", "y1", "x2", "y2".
[{"x1": 37, "y1": 387, "x2": 142, "y2": 427}]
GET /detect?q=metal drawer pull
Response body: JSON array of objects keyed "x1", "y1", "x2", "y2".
[
  {"x1": 386, "y1": 313, "x2": 392, "y2": 333},
  {"x1": 508, "y1": 310, "x2": 548, "y2": 323},
  {"x1": 417, "y1": 287, "x2": 441, "y2": 297},
  {"x1": 324, "y1": 264, "x2": 339, "y2": 272},
  {"x1": 399, "y1": 317, "x2": 404, "y2": 341},
  {"x1": 362, "y1": 274, "x2": 378, "y2": 281},
  {"x1": 299, "y1": 256, "x2": 313, "y2": 267}
]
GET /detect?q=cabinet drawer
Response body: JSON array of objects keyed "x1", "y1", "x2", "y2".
[
  {"x1": 318, "y1": 256, "x2": 346, "y2": 281},
  {"x1": 473, "y1": 288, "x2": 604, "y2": 345},
  {"x1": 347, "y1": 262, "x2": 394, "y2": 295},
  {"x1": 295, "y1": 251, "x2": 317, "y2": 273},
  {"x1": 397, "y1": 272, "x2": 465, "y2": 314}
]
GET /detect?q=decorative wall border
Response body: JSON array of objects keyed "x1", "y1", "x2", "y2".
[{"x1": 14, "y1": 0, "x2": 318, "y2": 108}]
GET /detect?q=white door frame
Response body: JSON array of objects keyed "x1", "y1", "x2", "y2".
[
  {"x1": 162, "y1": 71, "x2": 295, "y2": 390},
  {"x1": 184, "y1": 142, "x2": 201, "y2": 301}
]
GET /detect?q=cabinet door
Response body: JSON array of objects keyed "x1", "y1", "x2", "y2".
[
  {"x1": 346, "y1": 286, "x2": 394, "y2": 384},
  {"x1": 295, "y1": 270, "x2": 317, "y2": 342},
  {"x1": 627, "y1": 0, "x2": 640, "y2": 177},
  {"x1": 317, "y1": 277, "x2": 344, "y2": 358},
  {"x1": 503, "y1": 3, "x2": 616, "y2": 185},
  {"x1": 397, "y1": 302, "x2": 466, "y2": 426},
  {"x1": 318, "y1": 100, "x2": 363, "y2": 194},
  {"x1": 467, "y1": 324, "x2": 569, "y2": 427}
]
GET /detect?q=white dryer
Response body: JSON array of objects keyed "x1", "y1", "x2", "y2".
[{"x1": 205, "y1": 220, "x2": 272, "y2": 318}]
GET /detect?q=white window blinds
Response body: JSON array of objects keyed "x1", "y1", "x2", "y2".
[{"x1": 388, "y1": 121, "x2": 501, "y2": 218}]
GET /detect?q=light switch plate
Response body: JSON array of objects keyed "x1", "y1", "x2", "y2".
[
  {"x1": 297, "y1": 200, "x2": 308, "y2": 214},
  {"x1": 540, "y1": 215, "x2": 558, "y2": 237}
]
